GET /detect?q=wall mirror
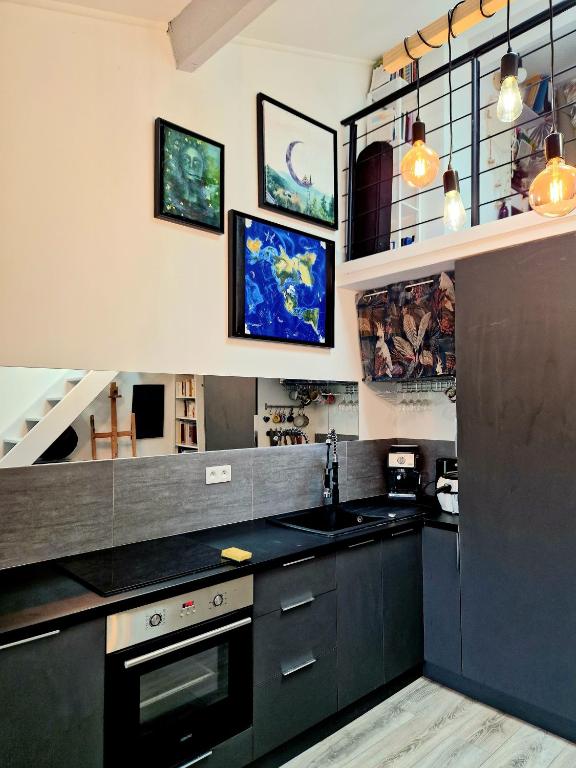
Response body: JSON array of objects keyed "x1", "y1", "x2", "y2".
[{"x1": 0, "y1": 368, "x2": 359, "y2": 467}]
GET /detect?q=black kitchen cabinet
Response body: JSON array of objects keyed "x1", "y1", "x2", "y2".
[
  {"x1": 422, "y1": 526, "x2": 461, "y2": 674},
  {"x1": 253, "y1": 556, "x2": 338, "y2": 759},
  {"x1": 0, "y1": 618, "x2": 105, "y2": 768},
  {"x1": 382, "y1": 528, "x2": 423, "y2": 682},
  {"x1": 457, "y1": 232, "x2": 576, "y2": 723},
  {"x1": 336, "y1": 538, "x2": 384, "y2": 709}
]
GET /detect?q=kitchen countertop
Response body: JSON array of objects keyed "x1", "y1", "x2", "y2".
[{"x1": 0, "y1": 497, "x2": 457, "y2": 644}]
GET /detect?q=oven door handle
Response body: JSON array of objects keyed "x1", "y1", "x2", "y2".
[
  {"x1": 124, "y1": 617, "x2": 252, "y2": 669},
  {"x1": 176, "y1": 752, "x2": 214, "y2": 768}
]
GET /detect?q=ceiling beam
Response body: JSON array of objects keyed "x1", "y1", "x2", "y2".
[
  {"x1": 382, "y1": 0, "x2": 516, "y2": 73},
  {"x1": 168, "y1": 0, "x2": 277, "y2": 72}
]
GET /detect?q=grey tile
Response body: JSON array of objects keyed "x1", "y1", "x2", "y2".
[
  {"x1": 252, "y1": 443, "x2": 348, "y2": 519},
  {"x1": 345, "y1": 439, "x2": 393, "y2": 501},
  {"x1": 0, "y1": 460, "x2": 113, "y2": 569},
  {"x1": 113, "y1": 450, "x2": 253, "y2": 546}
]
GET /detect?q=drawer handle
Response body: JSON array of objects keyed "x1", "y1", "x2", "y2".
[
  {"x1": 281, "y1": 596, "x2": 315, "y2": 613},
  {"x1": 348, "y1": 539, "x2": 375, "y2": 549},
  {"x1": 391, "y1": 528, "x2": 415, "y2": 537},
  {"x1": 0, "y1": 630, "x2": 60, "y2": 652},
  {"x1": 282, "y1": 556, "x2": 315, "y2": 568},
  {"x1": 282, "y1": 657, "x2": 317, "y2": 678},
  {"x1": 176, "y1": 752, "x2": 213, "y2": 768}
]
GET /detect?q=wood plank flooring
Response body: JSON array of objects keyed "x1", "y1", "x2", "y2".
[{"x1": 280, "y1": 678, "x2": 576, "y2": 768}]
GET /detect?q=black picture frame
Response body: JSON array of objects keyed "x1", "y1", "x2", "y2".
[
  {"x1": 228, "y1": 210, "x2": 335, "y2": 348},
  {"x1": 154, "y1": 117, "x2": 225, "y2": 234},
  {"x1": 257, "y1": 93, "x2": 338, "y2": 230}
]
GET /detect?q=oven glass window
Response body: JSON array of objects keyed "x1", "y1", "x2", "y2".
[{"x1": 139, "y1": 645, "x2": 229, "y2": 725}]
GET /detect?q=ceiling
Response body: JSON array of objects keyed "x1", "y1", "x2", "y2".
[{"x1": 26, "y1": 0, "x2": 563, "y2": 62}]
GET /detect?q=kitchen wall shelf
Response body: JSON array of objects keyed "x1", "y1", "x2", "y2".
[{"x1": 369, "y1": 377, "x2": 456, "y2": 394}]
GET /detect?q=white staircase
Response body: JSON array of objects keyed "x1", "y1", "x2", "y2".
[{"x1": 0, "y1": 370, "x2": 118, "y2": 468}]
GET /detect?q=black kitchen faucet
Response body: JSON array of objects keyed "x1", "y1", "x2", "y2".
[{"x1": 323, "y1": 428, "x2": 340, "y2": 507}]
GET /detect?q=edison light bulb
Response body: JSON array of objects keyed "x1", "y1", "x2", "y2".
[
  {"x1": 497, "y1": 75, "x2": 523, "y2": 123},
  {"x1": 443, "y1": 167, "x2": 467, "y2": 232},
  {"x1": 529, "y1": 156, "x2": 576, "y2": 218},
  {"x1": 401, "y1": 121, "x2": 440, "y2": 189}
]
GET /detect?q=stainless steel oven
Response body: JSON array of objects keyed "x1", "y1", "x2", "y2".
[{"x1": 105, "y1": 575, "x2": 253, "y2": 768}]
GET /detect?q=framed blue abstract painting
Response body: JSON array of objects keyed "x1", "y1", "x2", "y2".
[{"x1": 228, "y1": 211, "x2": 335, "y2": 348}]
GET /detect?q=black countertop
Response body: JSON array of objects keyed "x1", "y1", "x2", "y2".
[{"x1": 0, "y1": 497, "x2": 458, "y2": 643}]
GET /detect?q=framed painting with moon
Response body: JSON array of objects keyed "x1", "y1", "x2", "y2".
[
  {"x1": 154, "y1": 118, "x2": 225, "y2": 234},
  {"x1": 257, "y1": 94, "x2": 338, "y2": 230},
  {"x1": 228, "y1": 210, "x2": 335, "y2": 348}
]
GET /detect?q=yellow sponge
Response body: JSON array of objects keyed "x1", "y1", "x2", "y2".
[{"x1": 221, "y1": 547, "x2": 253, "y2": 563}]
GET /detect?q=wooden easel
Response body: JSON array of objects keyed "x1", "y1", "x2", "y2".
[{"x1": 90, "y1": 382, "x2": 137, "y2": 460}]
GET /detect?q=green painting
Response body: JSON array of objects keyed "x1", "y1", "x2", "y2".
[{"x1": 154, "y1": 118, "x2": 224, "y2": 234}]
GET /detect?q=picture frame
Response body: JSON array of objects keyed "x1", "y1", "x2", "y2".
[
  {"x1": 257, "y1": 93, "x2": 338, "y2": 230},
  {"x1": 154, "y1": 117, "x2": 225, "y2": 234},
  {"x1": 228, "y1": 210, "x2": 335, "y2": 348}
]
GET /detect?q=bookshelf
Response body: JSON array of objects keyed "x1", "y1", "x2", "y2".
[{"x1": 174, "y1": 374, "x2": 205, "y2": 453}]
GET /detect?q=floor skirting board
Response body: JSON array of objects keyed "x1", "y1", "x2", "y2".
[
  {"x1": 248, "y1": 666, "x2": 423, "y2": 768},
  {"x1": 424, "y1": 662, "x2": 576, "y2": 745}
]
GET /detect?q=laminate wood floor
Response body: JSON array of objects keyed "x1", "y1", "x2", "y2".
[{"x1": 280, "y1": 678, "x2": 576, "y2": 768}]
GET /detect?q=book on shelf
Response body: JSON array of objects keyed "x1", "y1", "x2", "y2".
[
  {"x1": 178, "y1": 421, "x2": 197, "y2": 446},
  {"x1": 182, "y1": 400, "x2": 196, "y2": 419},
  {"x1": 177, "y1": 379, "x2": 196, "y2": 398}
]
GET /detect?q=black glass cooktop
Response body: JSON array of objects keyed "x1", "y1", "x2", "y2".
[{"x1": 59, "y1": 536, "x2": 226, "y2": 597}]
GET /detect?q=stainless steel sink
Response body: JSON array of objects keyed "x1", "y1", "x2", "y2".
[{"x1": 268, "y1": 504, "x2": 419, "y2": 537}]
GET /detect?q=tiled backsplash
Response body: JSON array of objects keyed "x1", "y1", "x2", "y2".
[{"x1": 0, "y1": 438, "x2": 454, "y2": 570}]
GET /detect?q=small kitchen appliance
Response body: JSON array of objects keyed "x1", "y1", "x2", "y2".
[
  {"x1": 436, "y1": 457, "x2": 459, "y2": 515},
  {"x1": 386, "y1": 445, "x2": 421, "y2": 501},
  {"x1": 105, "y1": 575, "x2": 253, "y2": 768}
]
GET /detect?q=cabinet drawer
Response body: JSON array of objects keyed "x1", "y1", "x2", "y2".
[
  {"x1": 254, "y1": 553, "x2": 335, "y2": 617},
  {"x1": 254, "y1": 591, "x2": 337, "y2": 684},
  {"x1": 253, "y1": 651, "x2": 337, "y2": 758},
  {"x1": 188, "y1": 729, "x2": 252, "y2": 768}
]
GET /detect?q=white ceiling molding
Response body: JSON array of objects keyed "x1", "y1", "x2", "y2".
[
  {"x1": 1, "y1": 0, "x2": 166, "y2": 29},
  {"x1": 168, "y1": 0, "x2": 277, "y2": 72},
  {"x1": 233, "y1": 36, "x2": 373, "y2": 67}
]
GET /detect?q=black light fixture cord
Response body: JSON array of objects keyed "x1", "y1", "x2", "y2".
[
  {"x1": 416, "y1": 58, "x2": 421, "y2": 120},
  {"x1": 506, "y1": 0, "x2": 512, "y2": 53},
  {"x1": 448, "y1": 9, "x2": 454, "y2": 167},
  {"x1": 549, "y1": 0, "x2": 556, "y2": 131}
]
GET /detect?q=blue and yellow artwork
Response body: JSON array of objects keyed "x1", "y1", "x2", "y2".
[{"x1": 230, "y1": 213, "x2": 335, "y2": 348}]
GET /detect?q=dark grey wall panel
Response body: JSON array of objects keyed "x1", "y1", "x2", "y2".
[
  {"x1": 345, "y1": 439, "x2": 393, "y2": 500},
  {"x1": 0, "y1": 461, "x2": 113, "y2": 569},
  {"x1": 204, "y1": 376, "x2": 257, "y2": 451},
  {"x1": 113, "y1": 450, "x2": 253, "y2": 545},
  {"x1": 457, "y1": 232, "x2": 576, "y2": 721},
  {"x1": 252, "y1": 443, "x2": 346, "y2": 518}
]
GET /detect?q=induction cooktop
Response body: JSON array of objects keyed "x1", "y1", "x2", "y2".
[{"x1": 59, "y1": 536, "x2": 227, "y2": 597}]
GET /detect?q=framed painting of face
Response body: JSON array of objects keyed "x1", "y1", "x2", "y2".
[
  {"x1": 257, "y1": 94, "x2": 338, "y2": 230},
  {"x1": 228, "y1": 210, "x2": 335, "y2": 348},
  {"x1": 154, "y1": 118, "x2": 224, "y2": 234}
]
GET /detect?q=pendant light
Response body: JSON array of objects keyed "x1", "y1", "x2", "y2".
[
  {"x1": 497, "y1": 0, "x2": 523, "y2": 123},
  {"x1": 400, "y1": 45, "x2": 440, "y2": 188},
  {"x1": 529, "y1": 0, "x2": 576, "y2": 217},
  {"x1": 443, "y1": 6, "x2": 467, "y2": 232}
]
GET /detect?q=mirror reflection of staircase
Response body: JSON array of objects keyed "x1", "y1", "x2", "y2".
[{"x1": 0, "y1": 370, "x2": 118, "y2": 468}]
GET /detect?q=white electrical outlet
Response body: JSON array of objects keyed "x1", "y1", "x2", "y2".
[{"x1": 205, "y1": 465, "x2": 232, "y2": 485}]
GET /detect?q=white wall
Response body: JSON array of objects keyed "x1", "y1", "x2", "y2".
[{"x1": 0, "y1": 0, "x2": 368, "y2": 386}]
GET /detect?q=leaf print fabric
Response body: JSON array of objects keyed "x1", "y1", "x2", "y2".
[{"x1": 357, "y1": 272, "x2": 456, "y2": 381}]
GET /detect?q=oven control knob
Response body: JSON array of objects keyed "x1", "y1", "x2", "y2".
[
  {"x1": 212, "y1": 594, "x2": 224, "y2": 607},
  {"x1": 149, "y1": 612, "x2": 163, "y2": 627}
]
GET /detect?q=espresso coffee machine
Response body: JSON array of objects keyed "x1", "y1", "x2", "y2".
[{"x1": 386, "y1": 445, "x2": 421, "y2": 501}]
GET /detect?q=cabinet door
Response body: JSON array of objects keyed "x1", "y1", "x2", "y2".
[
  {"x1": 457, "y1": 234, "x2": 576, "y2": 721},
  {"x1": 422, "y1": 527, "x2": 461, "y2": 674},
  {"x1": 336, "y1": 538, "x2": 384, "y2": 709},
  {"x1": 382, "y1": 529, "x2": 423, "y2": 682},
  {"x1": 0, "y1": 619, "x2": 105, "y2": 768}
]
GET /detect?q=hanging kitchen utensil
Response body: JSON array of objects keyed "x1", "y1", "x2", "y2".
[
  {"x1": 272, "y1": 410, "x2": 281, "y2": 424},
  {"x1": 287, "y1": 408, "x2": 294, "y2": 423}
]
